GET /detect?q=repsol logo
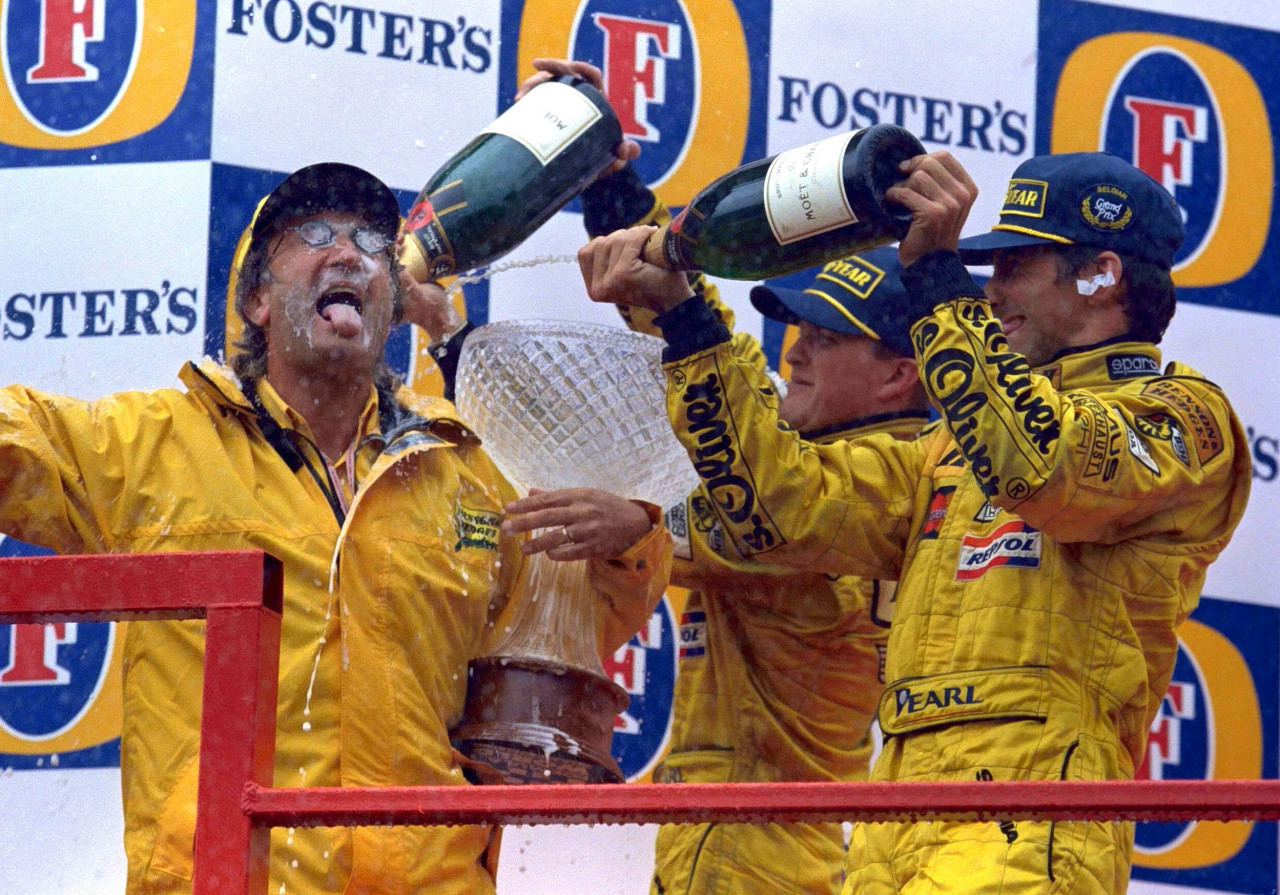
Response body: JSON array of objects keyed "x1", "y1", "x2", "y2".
[
  {"x1": 1246, "y1": 425, "x2": 1278, "y2": 482},
  {"x1": 2, "y1": 283, "x2": 198, "y2": 340},
  {"x1": 226, "y1": 1, "x2": 493, "y2": 72},
  {"x1": 776, "y1": 77, "x2": 1028, "y2": 155},
  {"x1": 680, "y1": 374, "x2": 780, "y2": 554}
]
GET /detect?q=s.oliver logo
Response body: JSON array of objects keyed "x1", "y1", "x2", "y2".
[
  {"x1": 605, "y1": 596, "x2": 676, "y2": 781},
  {"x1": 504, "y1": 0, "x2": 768, "y2": 206},
  {"x1": 1049, "y1": 31, "x2": 1272, "y2": 290},
  {"x1": 0, "y1": 0, "x2": 196, "y2": 148},
  {"x1": 0, "y1": 537, "x2": 122, "y2": 770},
  {"x1": 1132, "y1": 597, "x2": 1278, "y2": 893}
]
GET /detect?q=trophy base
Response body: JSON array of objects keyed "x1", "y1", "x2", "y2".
[{"x1": 451, "y1": 657, "x2": 628, "y2": 785}]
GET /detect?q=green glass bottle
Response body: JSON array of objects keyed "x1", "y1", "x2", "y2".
[
  {"x1": 401, "y1": 75, "x2": 622, "y2": 283},
  {"x1": 642, "y1": 124, "x2": 925, "y2": 279}
]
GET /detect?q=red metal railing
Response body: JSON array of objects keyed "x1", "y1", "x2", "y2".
[
  {"x1": 4, "y1": 551, "x2": 1279, "y2": 895},
  {"x1": 0, "y1": 551, "x2": 284, "y2": 895}
]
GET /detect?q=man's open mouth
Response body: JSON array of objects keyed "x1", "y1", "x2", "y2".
[{"x1": 316, "y1": 288, "x2": 364, "y2": 334}]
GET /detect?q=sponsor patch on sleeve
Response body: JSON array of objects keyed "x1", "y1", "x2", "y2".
[
  {"x1": 1141, "y1": 379, "x2": 1224, "y2": 464},
  {"x1": 665, "y1": 499, "x2": 692, "y2": 560},
  {"x1": 678, "y1": 610, "x2": 707, "y2": 659},
  {"x1": 1124, "y1": 421, "x2": 1161, "y2": 475},
  {"x1": 955, "y1": 521, "x2": 1041, "y2": 580},
  {"x1": 1074, "y1": 393, "x2": 1122, "y2": 483},
  {"x1": 1135, "y1": 413, "x2": 1190, "y2": 466}
]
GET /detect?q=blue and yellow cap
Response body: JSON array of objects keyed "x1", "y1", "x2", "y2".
[
  {"x1": 956, "y1": 152, "x2": 1185, "y2": 268},
  {"x1": 749, "y1": 246, "x2": 914, "y2": 357}
]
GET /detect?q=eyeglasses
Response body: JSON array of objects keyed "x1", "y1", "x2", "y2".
[{"x1": 288, "y1": 219, "x2": 393, "y2": 255}]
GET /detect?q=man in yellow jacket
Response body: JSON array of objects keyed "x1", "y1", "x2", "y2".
[
  {"x1": 579, "y1": 151, "x2": 1250, "y2": 893},
  {"x1": 0, "y1": 162, "x2": 671, "y2": 895},
  {"x1": 576, "y1": 156, "x2": 928, "y2": 894}
]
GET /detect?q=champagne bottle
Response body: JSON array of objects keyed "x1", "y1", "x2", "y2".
[
  {"x1": 642, "y1": 124, "x2": 925, "y2": 279},
  {"x1": 401, "y1": 75, "x2": 622, "y2": 283}
]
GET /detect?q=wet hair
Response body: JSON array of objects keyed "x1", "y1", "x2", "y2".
[
  {"x1": 1050, "y1": 245, "x2": 1176, "y2": 344},
  {"x1": 230, "y1": 222, "x2": 406, "y2": 387}
]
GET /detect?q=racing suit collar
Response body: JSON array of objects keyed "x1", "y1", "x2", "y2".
[
  {"x1": 801, "y1": 408, "x2": 931, "y2": 445},
  {"x1": 1033, "y1": 339, "x2": 1162, "y2": 391}
]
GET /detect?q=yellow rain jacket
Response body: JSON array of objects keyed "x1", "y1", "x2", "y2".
[
  {"x1": 0, "y1": 359, "x2": 670, "y2": 895},
  {"x1": 653, "y1": 252, "x2": 1250, "y2": 894}
]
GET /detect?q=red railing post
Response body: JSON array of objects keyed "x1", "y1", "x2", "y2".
[
  {"x1": 0, "y1": 551, "x2": 282, "y2": 895},
  {"x1": 192, "y1": 559, "x2": 283, "y2": 895}
]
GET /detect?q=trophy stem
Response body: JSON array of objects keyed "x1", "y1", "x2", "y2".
[{"x1": 489, "y1": 552, "x2": 605, "y2": 677}]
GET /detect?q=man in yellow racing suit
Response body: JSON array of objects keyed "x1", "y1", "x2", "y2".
[
  {"x1": 0, "y1": 163, "x2": 671, "y2": 895},
  {"x1": 579, "y1": 163, "x2": 927, "y2": 894},
  {"x1": 577, "y1": 150, "x2": 1250, "y2": 893}
]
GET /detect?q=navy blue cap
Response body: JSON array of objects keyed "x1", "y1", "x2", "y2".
[
  {"x1": 250, "y1": 162, "x2": 400, "y2": 245},
  {"x1": 749, "y1": 246, "x2": 914, "y2": 357},
  {"x1": 956, "y1": 152, "x2": 1185, "y2": 268}
]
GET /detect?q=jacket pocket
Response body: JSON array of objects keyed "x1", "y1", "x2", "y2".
[
  {"x1": 878, "y1": 665, "x2": 1051, "y2": 737},
  {"x1": 147, "y1": 755, "x2": 199, "y2": 882}
]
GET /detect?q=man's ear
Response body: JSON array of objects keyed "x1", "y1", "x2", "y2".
[
  {"x1": 1079, "y1": 251, "x2": 1123, "y2": 306},
  {"x1": 879, "y1": 356, "x2": 921, "y2": 402},
  {"x1": 243, "y1": 288, "x2": 270, "y2": 328}
]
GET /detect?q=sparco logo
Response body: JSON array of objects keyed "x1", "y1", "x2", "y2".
[
  {"x1": 1106, "y1": 353, "x2": 1159, "y2": 380},
  {"x1": 3, "y1": 283, "x2": 198, "y2": 340},
  {"x1": 777, "y1": 77, "x2": 1028, "y2": 155},
  {"x1": 226, "y1": 1, "x2": 492, "y2": 72}
]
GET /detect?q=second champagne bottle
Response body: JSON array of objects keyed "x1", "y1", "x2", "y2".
[
  {"x1": 400, "y1": 75, "x2": 623, "y2": 284},
  {"x1": 643, "y1": 124, "x2": 926, "y2": 280}
]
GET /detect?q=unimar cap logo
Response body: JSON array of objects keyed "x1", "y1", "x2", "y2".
[
  {"x1": 505, "y1": 0, "x2": 768, "y2": 206},
  {"x1": 0, "y1": 0, "x2": 197, "y2": 150},
  {"x1": 1079, "y1": 183, "x2": 1133, "y2": 232},
  {"x1": 1001, "y1": 178, "x2": 1048, "y2": 219}
]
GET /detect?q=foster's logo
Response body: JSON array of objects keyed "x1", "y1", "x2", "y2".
[
  {"x1": 1049, "y1": 27, "x2": 1272, "y2": 290},
  {"x1": 1131, "y1": 597, "x2": 1277, "y2": 891},
  {"x1": 0, "y1": 0, "x2": 199, "y2": 151},
  {"x1": 606, "y1": 597, "x2": 677, "y2": 781},
  {"x1": 505, "y1": 0, "x2": 768, "y2": 206},
  {"x1": 0, "y1": 537, "x2": 122, "y2": 769}
]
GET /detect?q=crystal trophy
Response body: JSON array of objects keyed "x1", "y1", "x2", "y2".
[{"x1": 451, "y1": 319, "x2": 698, "y2": 784}]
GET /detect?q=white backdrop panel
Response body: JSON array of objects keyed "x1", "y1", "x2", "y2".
[{"x1": 0, "y1": 161, "x2": 210, "y2": 398}]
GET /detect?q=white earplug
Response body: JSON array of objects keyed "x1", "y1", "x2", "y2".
[{"x1": 1076, "y1": 270, "x2": 1116, "y2": 296}]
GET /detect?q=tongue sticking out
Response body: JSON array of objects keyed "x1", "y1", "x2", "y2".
[{"x1": 321, "y1": 302, "x2": 362, "y2": 338}]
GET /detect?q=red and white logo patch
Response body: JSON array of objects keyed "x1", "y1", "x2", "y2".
[{"x1": 956, "y1": 521, "x2": 1042, "y2": 580}]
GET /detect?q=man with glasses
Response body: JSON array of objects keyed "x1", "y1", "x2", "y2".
[
  {"x1": 0, "y1": 162, "x2": 671, "y2": 895},
  {"x1": 578, "y1": 149, "x2": 1250, "y2": 893}
]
